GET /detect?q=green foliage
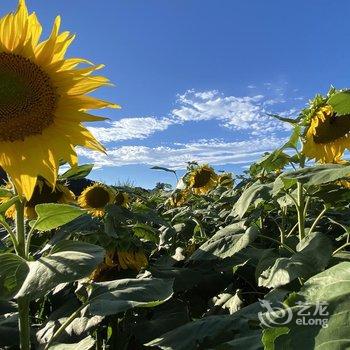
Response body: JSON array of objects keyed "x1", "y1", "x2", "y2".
[{"x1": 31, "y1": 203, "x2": 86, "y2": 231}]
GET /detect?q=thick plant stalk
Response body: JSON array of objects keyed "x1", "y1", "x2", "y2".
[{"x1": 15, "y1": 199, "x2": 31, "y2": 350}]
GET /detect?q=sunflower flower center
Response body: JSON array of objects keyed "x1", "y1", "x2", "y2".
[
  {"x1": 313, "y1": 113, "x2": 350, "y2": 144},
  {"x1": 85, "y1": 187, "x2": 110, "y2": 208},
  {"x1": 193, "y1": 169, "x2": 212, "y2": 188},
  {"x1": 0, "y1": 53, "x2": 57, "y2": 142}
]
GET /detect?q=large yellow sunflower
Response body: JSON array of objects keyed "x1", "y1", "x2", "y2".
[
  {"x1": 302, "y1": 105, "x2": 350, "y2": 163},
  {"x1": 187, "y1": 164, "x2": 218, "y2": 195},
  {"x1": 77, "y1": 183, "x2": 116, "y2": 217},
  {"x1": 0, "y1": 0, "x2": 118, "y2": 200},
  {"x1": 4, "y1": 179, "x2": 74, "y2": 220}
]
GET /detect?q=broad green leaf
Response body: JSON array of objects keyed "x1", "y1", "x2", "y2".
[
  {"x1": 282, "y1": 125, "x2": 301, "y2": 150},
  {"x1": 88, "y1": 278, "x2": 174, "y2": 316},
  {"x1": 16, "y1": 241, "x2": 104, "y2": 299},
  {"x1": 328, "y1": 90, "x2": 350, "y2": 115},
  {"x1": 0, "y1": 313, "x2": 18, "y2": 348},
  {"x1": 214, "y1": 331, "x2": 263, "y2": 350},
  {"x1": 250, "y1": 151, "x2": 290, "y2": 177},
  {"x1": 132, "y1": 300, "x2": 190, "y2": 344},
  {"x1": 133, "y1": 223, "x2": 159, "y2": 243},
  {"x1": 48, "y1": 336, "x2": 95, "y2": 350},
  {"x1": 262, "y1": 327, "x2": 289, "y2": 350},
  {"x1": 232, "y1": 182, "x2": 273, "y2": 218},
  {"x1": 145, "y1": 296, "x2": 288, "y2": 350},
  {"x1": 60, "y1": 164, "x2": 94, "y2": 180},
  {"x1": 258, "y1": 232, "x2": 332, "y2": 288},
  {"x1": 0, "y1": 253, "x2": 28, "y2": 300},
  {"x1": 32, "y1": 204, "x2": 86, "y2": 231},
  {"x1": 277, "y1": 164, "x2": 350, "y2": 190},
  {"x1": 189, "y1": 223, "x2": 258, "y2": 261},
  {"x1": 262, "y1": 262, "x2": 350, "y2": 349}
]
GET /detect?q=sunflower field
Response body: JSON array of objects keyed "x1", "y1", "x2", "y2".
[{"x1": 2, "y1": 1, "x2": 350, "y2": 350}]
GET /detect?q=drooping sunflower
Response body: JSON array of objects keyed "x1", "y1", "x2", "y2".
[
  {"x1": 117, "y1": 250, "x2": 148, "y2": 271},
  {"x1": 187, "y1": 164, "x2": 218, "y2": 195},
  {"x1": 302, "y1": 105, "x2": 350, "y2": 163},
  {"x1": 0, "y1": 0, "x2": 118, "y2": 200},
  {"x1": 3, "y1": 179, "x2": 75, "y2": 220},
  {"x1": 217, "y1": 172, "x2": 234, "y2": 188},
  {"x1": 115, "y1": 190, "x2": 130, "y2": 207},
  {"x1": 77, "y1": 183, "x2": 116, "y2": 217}
]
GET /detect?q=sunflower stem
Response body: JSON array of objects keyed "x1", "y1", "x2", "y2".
[
  {"x1": 297, "y1": 181, "x2": 305, "y2": 242},
  {"x1": 15, "y1": 199, "x2": 31, "y2": 350}
]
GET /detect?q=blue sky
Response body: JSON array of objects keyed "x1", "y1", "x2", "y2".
[{"x1": 3, "y1": 0, "x2": 350, "y2": 188}]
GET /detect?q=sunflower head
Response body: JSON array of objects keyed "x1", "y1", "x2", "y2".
[
  {"x1": 166, "y1": 190, "x2": 188, "y2": 207},
  {"x1": 187, "y1": 165, "x2": 218, "y2": 195},
  {"x1": 0, "y1": 0, "x2": 118, "y2": 201},
  {"x1": 117, "y1": 250, "x2": 148, "y2": 271},
  {"x1": 3, "y1": 179, "x2": 74, "y2": 220},
  {"x1": 302, "y1": 105, "x2": 350, "y2": 163},
  {"x1": 78, "y1": 183, "x2": 115, "y2": 217},
  {"x1": 217, "y1": 173, "x2": 234, "y2": 188},
  {"x1": 115, "y1": 191, "x2": 130, "y2": 207}
]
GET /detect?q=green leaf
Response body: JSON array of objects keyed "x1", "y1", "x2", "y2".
[
  {"x1": 15, "y1": 241, "x2": 104, "y2": 299},
  {"x1": 262, "y1": 262, "x2": 350, "y2": 349},
  {"x1": 232, "y1": 182, "x2": 273, "y2": 218},
  {"x1": 275, "y1": 164, "x2": 350, "y2": 191},
  {"x1": 328, "y1": 90, "x2": 350, "y2": 116},
  {"x1": 0, "y1": 188, "x2": 13, "y2": 198},
  {"x1": 0, "y1": 253, "x2": 28, "y2": 300},
  {"x1": 60, "y1": 164, "x2": 94, "y2": 180},
  {"x1": 32, "y1": 204, "x2": 86, "y2": 231},
  {"x1": 262, "y1": 327, "x2": 289, "y2": 350},
  {"x1": 267, "y1": 113, "x2": 301, "y2": 125},
  {"x1": 0, "y1": 196, "x2": 19, "y2": 214},
  {"x1": 189, "y1": 223, "x2": 258, "y2": 261},
  {"x1": 48, "y1": 336, "x2": 95, "y2": 350},
  {"x1": 133, "y1": 223, "x2": 159, "y2": 243},
  {"x1": 88, "y1": 278, "x2": 174, "y2": 316},
  {"x1": 145, "y1": 300, "x2": 268, "y2": 350},
  {"x1": 151, "y1": 166, "x2": 177, "y2": 176},
  {"x1": 214, "y1": 331, "x2": 263, "y2": 350},
  {"x1": 258, "y1": 232, "x2": 332, "y2": 288}
]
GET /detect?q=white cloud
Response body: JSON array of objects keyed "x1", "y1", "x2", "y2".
[
  {"x1": 86, "y1": 89, "x2": 293, "y2": 145},
  {"x1": 78, "y1": 137, "x2": 286, "y2": 169},
  {"x1": 88, "y1": 117, "x2": 174, "y2": 142},
  {"x1": 171, "y1": 90, "x2": 290, "y2": 134}
]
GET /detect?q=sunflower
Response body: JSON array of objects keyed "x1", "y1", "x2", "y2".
[
  {"x1": 187, "y1": 164, "x2": 218, "y2": 195},
  {"x1": 302, "y1": 105, "x2": 350, "y2": 163},
  {"x1": 3, "y1": 179, "x2": 74, "y2": 220},
  {"x1": 77, "y1": 183, "x2": 115, "y2": 217},
  {"x1": 217, "y1": 173, "x2": 234, "y2": 188},
  {"x1": 115, "y1": 190, "x2": 130, "y2": 207},
  {"x1": 0, "y1": 0, "x2": 118, "y2": 201},
  {"x1": 117, "y1": 250, "x2": 148, "y2": 271},
  {"x1": 166, "y1": 190, "x2": 188, "y2": 207}
]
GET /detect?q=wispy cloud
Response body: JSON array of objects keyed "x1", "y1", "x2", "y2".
[
  {"x1": 88, "y1": 117, "x2": 174, "y2": 143},
  {"x1": 78, "y1": 137, "x2": 286, "y2": 169},
  {"x1": 172, "y1": 89, "x2": 291, "y2": 135}
]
